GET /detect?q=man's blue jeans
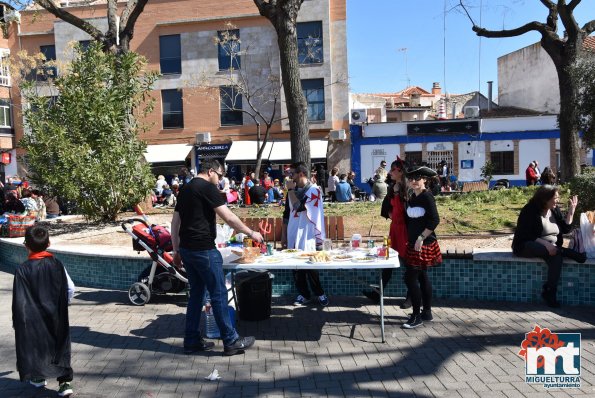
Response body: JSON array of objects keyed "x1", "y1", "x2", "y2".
[{"x1": 179, "y1": 248, "x2": 239, "y2": 347}]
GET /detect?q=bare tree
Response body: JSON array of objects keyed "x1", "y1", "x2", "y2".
[
  {"x1": 21, "y1": 0, "x2": 149, "y2": 54},
  {"x1": 214, "y1": 26, "x2": 285, "y2": 175},
  {"x1": 253, "y1": 0, "x2": 311, "y2": 168},
  {"x1": 459, "y1": 0, "x2": 595, "y2": 181}
]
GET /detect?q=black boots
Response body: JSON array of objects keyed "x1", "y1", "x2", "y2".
[
  {"x1": 541, "y1": 284, "x2": 560, "y2": 308},
  {"x1": 562, "y1": 248, "x2": 587, "y2": 264}
]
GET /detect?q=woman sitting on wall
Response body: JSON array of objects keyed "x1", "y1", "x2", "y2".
[{"x1": 512, "y1": 185, "x2": 585, "y2": 308}]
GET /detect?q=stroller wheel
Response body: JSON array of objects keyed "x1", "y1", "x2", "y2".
[{"x1": 129, "y1": 282, "x2": 151, "y2": 305}]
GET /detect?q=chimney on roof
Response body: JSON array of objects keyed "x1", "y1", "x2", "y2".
[
  {"x1": 487, "y1": 81, "x2": 493, "y2": 112},
  {"x1": 432, "y1": 82, "x2": 441, "y2": 95}
]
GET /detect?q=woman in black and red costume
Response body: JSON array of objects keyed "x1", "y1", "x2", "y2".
[{"x1": 402, "y1": 165, "x2": 442, "y2": 329}]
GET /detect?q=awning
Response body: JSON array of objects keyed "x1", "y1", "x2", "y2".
[
  {"x1": 144, "y1": 144, "x2": 192, "y2": 164},
  {"x1": 225, "y1": 140, "x2": 328, "y2": 162}
]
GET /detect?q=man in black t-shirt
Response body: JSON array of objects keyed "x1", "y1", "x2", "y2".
[
  {"x1": 248, "y1": 179, "x2": 268, "y2": 204},
  {"x1": 171, "y1": 159, "x2": 263, "y2": 356}
]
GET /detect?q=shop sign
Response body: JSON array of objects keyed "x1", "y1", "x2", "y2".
[{"x1": 407, "y1": 120, "x2": 479, "y2": 135}]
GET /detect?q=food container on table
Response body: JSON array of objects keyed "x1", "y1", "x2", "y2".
[{"x1": 350, "y1": 234, "x2": 362, "y2": 249}]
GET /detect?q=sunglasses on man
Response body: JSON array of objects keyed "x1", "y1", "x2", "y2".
[
  {"x1": 407, "y1": 175, "x2": 424, "y2": 181},
  {"x1": 211, "y1": 169, "x2": 224, "y2": 179}
]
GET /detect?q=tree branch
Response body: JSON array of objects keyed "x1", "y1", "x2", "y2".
[
  {"x1": 457, "y1": 1, "x2": 477, "y2": 26},
  {"x1": 253, "y1": 0, "x2": 276, "y2": 20},
  {"x1": 106, "y1": 0, "x2": 118, "y2": 43},
  {"x1": 583, "y1": 19, "x2": 595, "y2": 35},
  {"x1": 568, "y1": 0, "x2": 581, "y2": 11},
  {"x1": 472, "y1": 21, "x2": 551, "y2": 38},
  {"x1": 557, "y1": 1, "x2": 580, "y2": 37},
  {"x1": 539, "y1": 0, "x2": 555, "y2": 8},
  {"x1": 35, "y1": 0, "x2": 104, "y2": 41},
  {"x1": 120, "y1": 0, "x2": 150, "y2": 39},
  {"x1": 540, "y1": 0, "x2": 558, "y2": 31}
]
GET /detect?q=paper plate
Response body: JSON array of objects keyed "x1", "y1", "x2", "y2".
[
  {"x1": 259, "y1": 257, "x2": 283, "y2": 264},
  {"x1": 331, "y1": 255, "x2": 353, "y2": 262}
]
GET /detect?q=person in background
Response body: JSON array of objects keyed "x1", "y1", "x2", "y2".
[
  {"x1": 438, "y1": 160, "x2": 449, "y2": 190},
  {"x1": 372, "y1": 174, "x2": 388, "y2": 201},
  {"x1": 334, "y1": 174, "x2": 352, "y2": 202},
  {"x1": 512, "y1": 186, "x2": 584, "y2": 308},
  {"x1": 262, "y1": 171, "x2": 274, "y2": 203},
  {"x1": 402, "y1": 166, "x2": 442, "y2": 329},
  {"x1": 13, "y1": 225, "x2": 75, "y2": 397},
  {"x1": 249, "y1": 179, "x2": 268, "y2": 205},
  {"x1": 525, "y1": 162, "x2": 538, "y2": 186},
  {"x1": 364, "y1": 157, "x2": 410, "y2": 306},
  {"x1": 155, "y1": 175, "x2": 167, "y2": 195},
  {"x1": 540, "y1": 167, "x2": 556, "y2": 185},
  {"x1": 4, "y1": 191, "x2": 26, "y2": 214},
  {"x1": 375, "y1": 160, "x2": 388, "y2": 182},
  {"x1": 327, "y1": 167, "x2": 339, "y2": 202},
  {"x1": 282, "y1": 168, "x2": 292, "y2": 191},
  {"x1": 272, "y1": 179, "x2": 284, "y2": 201},
  {"x1": 242, "y1": 172, "x2": 254, "y2": 205},
  {"x1": 170, "y1": 159, "x2": 262, "y2": 356},
  {"x1": 31, "y1": 189, "x2": 47, "y2": 220},
  {"x1": 316, "y1": 164, "x2": 327, "y2": 196},
  {"x1": 282, "y1": 162, "x2": 329, "y2": 307},
  {"x1": 171, "y1": 183, "x2": 180, "y2": 198},
  {"x1": 20, "y1": 188, "x2": 40, "y2": 214},
  {"x1": 347, "y1": 171, "x2": 361, "y2": 199},
  {"x1": 161, "y1": 184, "x2": 174, "y2": 207},
  {"x1": 533, "y1": 160, "x2": 542, "y2": 182},
  {"x1": 44, "y1": 196, "x2": 61, "y2": 219}
]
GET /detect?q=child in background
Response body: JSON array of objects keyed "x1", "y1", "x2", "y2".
[{"x1": 12, "y1": 225, "x2": 75, "y2": 396}]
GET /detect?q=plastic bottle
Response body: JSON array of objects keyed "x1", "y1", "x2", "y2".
[
  {"x1": 204, "y1": 300, "x2": 220, "y2": 339},
  {"x1": 386, "y1": 237, "x2": 391, "y2": 259}
]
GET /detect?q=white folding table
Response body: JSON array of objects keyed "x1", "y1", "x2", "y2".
[{"x1": 222, "y1": 251, "x2": 401, "y2": 343}]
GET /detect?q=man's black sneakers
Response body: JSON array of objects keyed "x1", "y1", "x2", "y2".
[
  {"x1": 224, "y1": 336, "x2": 255, "y2": 356},
  {"x1": 184, "y1": 339, "x2": 215, "y2": 354}
]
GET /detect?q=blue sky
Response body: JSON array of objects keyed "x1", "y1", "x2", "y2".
[{"x1": 347, "y1": 0, "x2": 595, "y2": 99}]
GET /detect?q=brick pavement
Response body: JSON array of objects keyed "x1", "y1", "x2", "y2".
[{"x1": 0, "y1": 269, "x2": 593, "y2": 397}]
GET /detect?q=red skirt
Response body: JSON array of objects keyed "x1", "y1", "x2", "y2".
[{"x1": 406, "y1": 240, "x2": 442, "y2": 268}]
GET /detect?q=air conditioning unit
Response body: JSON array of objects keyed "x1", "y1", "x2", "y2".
[
  {"x1": 195, "y1": 132, "x2": 211, "y2": 144},
  {"x1": 350, "y1": 109, "x2": 367, "y2": 124},
  {"x1": 463, "y1": 106, "x2": 480, "y2": 118},
  {"x1": 329, "y1": 129, "x2": 346, "y2": 141}
]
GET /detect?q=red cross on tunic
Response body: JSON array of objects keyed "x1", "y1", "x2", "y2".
[{"x1": 310, "y1": 190, "x2": 321, "y2": 208}]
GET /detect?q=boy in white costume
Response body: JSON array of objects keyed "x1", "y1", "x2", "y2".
[{"x1": 283, "y1": 162, "x2": 329, "y2": 306}]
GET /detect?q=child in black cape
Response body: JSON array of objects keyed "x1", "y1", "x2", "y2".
[{"x1": 12, "y1": 224, "x2": 75, "y2": 396}]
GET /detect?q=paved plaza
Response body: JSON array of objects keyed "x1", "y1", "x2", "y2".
[{"x1": 0, "y1": 269, "x2": 593, "y2": 397}]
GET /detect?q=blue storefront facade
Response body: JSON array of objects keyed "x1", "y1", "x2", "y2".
[{"x1": 349, "y1": 115, "x2": 592, "y2": 192}]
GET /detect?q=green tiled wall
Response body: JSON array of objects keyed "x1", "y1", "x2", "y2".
[{"x1": 1, "y1": 241, "x2": 593, "y2": 305}]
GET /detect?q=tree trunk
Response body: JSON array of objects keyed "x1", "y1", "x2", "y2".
[
  {"x1": 556, "y1": 65, "x2": 582, "y2": 182},
  {"x1": 277, "y1": 22, "x2": 311, "y2": 168}
]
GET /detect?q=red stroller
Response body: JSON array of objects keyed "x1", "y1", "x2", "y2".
[{"x1": 122, "y1": 218, "x2": 188, "y2": 305}]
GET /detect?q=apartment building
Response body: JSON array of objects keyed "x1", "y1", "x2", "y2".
[
  {"x1": 0, "y1": 2, "x2": 15, "y2": 183},
  {"x1": 3, "y1": 0, "x2": 349, "y2": 181}
]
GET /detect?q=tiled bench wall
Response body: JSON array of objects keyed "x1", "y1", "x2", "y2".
[{"x1": 1, "y1": 239, "x2": 593, "y2": 306}]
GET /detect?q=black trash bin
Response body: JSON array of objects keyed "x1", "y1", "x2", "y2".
[{"x1": 234, "y1": 270, "x2": 273, "y2": 321}]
